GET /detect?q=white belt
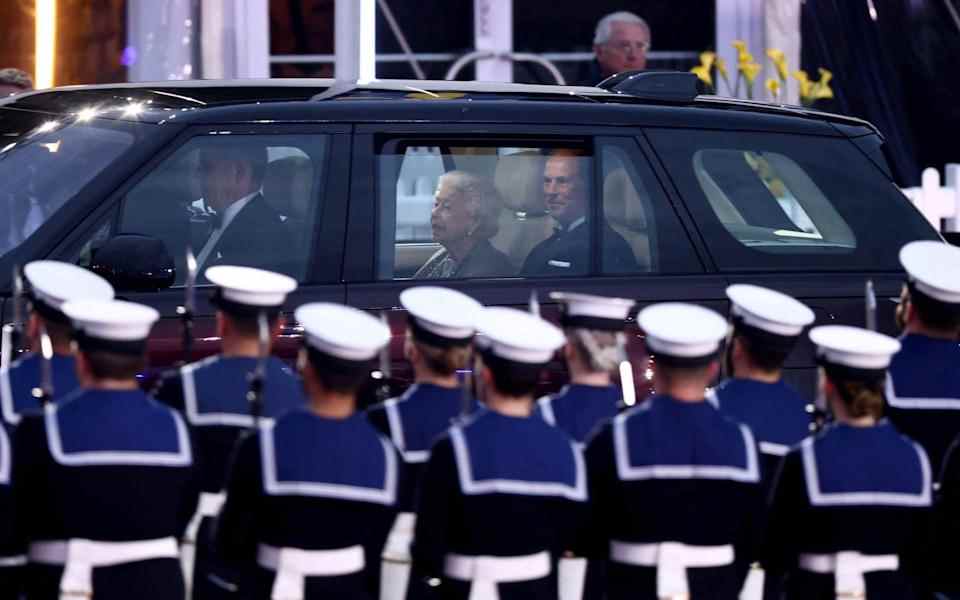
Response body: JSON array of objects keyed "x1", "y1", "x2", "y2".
[
  {"x1": 257, "y1": 543, "x2": 365, "y2": 600},
  {"x1": 799, "y1": 551, "x2": 899, "y2": 599},
  {"x1": 184, "y1": 492, "x2": 226, "y2": 545},
  {"x1": 610, "y1": 540, "x2": 735, "y2": 599},
  {"x1": 0, "y1": 554, "x2": 27, "y2": 567},
  {"x1": 443, "y1": 550, "x2": 552, "y2": 600},
  {"x1": 30, "y1": 536, "x2": 179, "y2": 599}
]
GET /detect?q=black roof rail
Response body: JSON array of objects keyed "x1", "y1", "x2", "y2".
[{"x1": 598, "y1": 70, "x2": 702, "y2": 103}]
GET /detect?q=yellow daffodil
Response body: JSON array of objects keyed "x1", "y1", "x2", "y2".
[
  {"x1": 738, "y1": 61, "x2": 762, "y2": 84},
  {"x1": 812, "y1": 68, "x2": 834, "y2": 100},
  {"x1": 691, "y1": 65, "x2": 713, "y2": 87},
  {"x1": 766, "y1": 49, "x2": 788, "y2": 81},
  {"x1": 699, "y1": 51, "x2": 716, "y2": 71},
  {"x1": 794, "y1": 70, "x2": 813, "y2": 100},
  {"x1": 766, "y1": 78, "x2": 781, "y2": 100},
  {"x1": 817, "y1": 68, "x2": 833, "y2": 87},
  {"x1": 715, "y1": 57, "x2": 729, "y2": 78},
  {"x1": 732, "y1": 40, "x2": 749, "y2": 62}
]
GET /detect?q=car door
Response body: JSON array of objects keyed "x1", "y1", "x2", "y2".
[
  {"x1": 49, "y1": 123, "x2": 352, "y2": 369},
  {"x1": 642, "y1": 127, "x2": 940, "y2": 396},
  {"x1": 343, "y1": 123, "x2": 727, "y2": 401}
]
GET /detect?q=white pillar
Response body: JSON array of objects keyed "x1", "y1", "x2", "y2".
[
  {"x1": 765, "y1": 0, "x2": 801, "y2": 105},
  {"x1": 201, "y1": 0, "x2": 270, "y2": 79},
  {"x1": 335, "y1": 0, "x2": 377, "y2": 82},
  {"x1": 474, "y1": 0, "x2": 513, "y2": 82},
  {"x1": 127, "y1": 0, "x2": 196, "y2": 81}
]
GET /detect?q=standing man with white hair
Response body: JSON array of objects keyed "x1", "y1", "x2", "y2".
[{"x1": 579, "y1": 11, "x2": 652, "y2": 85}]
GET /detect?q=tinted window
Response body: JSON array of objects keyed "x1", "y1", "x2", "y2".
[
  {"x1": 109, "y1": 134, "x2": 326, "y2": 284},
  {"x1": 0, "y1": 115, "x2": 137, "y2": 259},
  {"x1": 599, "y1": 139, "x2": 701, "y2": 274},
  {"x1": 378, "y1": 140, "x2": 599, "y2": 280},
  {"x1": 647, "y1": 129, "x2": 938, "y2": 271}
]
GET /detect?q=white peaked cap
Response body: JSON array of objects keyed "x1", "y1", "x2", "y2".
[
  {"x1": 24, "y1": 260, "x2": 114, "y2": 312},
  {"x1": 809, "y1": 325, "x2": 901, "y2": 370},
  {"x1": 475, "y1": 307, "x2": 565, "y2": 364},
  {"x1": 638, "y1": 302, "x2": 727, "y2": 359},
  {"x1": 550, "y1": 291, "x2": 634, "y2": 323},
  {"x1": 726, "y1": 284, "x2": 815, "y2": 337},
  {"x1": 61, "y1": 300, "x2": 159, "y2": 342},
  {"x1": 400, "y1": 286, "x2": 483, "y2": 341},
  {"x1": 295, "y1": 303, "x2": 390, "y2": 361},
  {"x1": 206, "y1": 265, "x2": 298, "y2": 308},
  {"x1": 900, "y1": 240, "x2": 960, "y2": 304}
]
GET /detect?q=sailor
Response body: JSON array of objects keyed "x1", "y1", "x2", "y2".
[
  {"x1": 154, "y1": 264, "x2": 306, "y2": 599},
  {"x1": 1, "y1": 261, "x2": 114, "y2": 428},
  {"x1": 0, "y1": 422, "x2": 23, "y2": 599},
  {"x1": 215, "y1": 302, "x2": 399, "y2": 599},
  {"x1": 709, "y1": 284, "x2": 816, "y2": 484},
  {"x1": 407, "y1": 306, "x2": 587, "y2": 600},
  {"x1": 763, "y1": 325, "x2": 931, "y2": 599},
  {"x1": 584, "y1": 302, "x2": 764, "y2": 600},
  {"x1": 11, "y1": 298, "x2": 200, "y2": 600},
  {"x1": 536, "y1": 291, "x2": 634, "y2": 444},
  {"x1": 366, "y1": 286, "x2": 482, "y2": 598},
  {"x1": 885, "y1": 240, "x2": 960, "y2": 480}
]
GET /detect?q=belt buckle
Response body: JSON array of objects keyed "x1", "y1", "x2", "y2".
[{"x1": 61, "y1": 591, "x2": 92, "y2": 599}]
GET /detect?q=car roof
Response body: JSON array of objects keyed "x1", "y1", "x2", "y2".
[{"x1": 0, "y1": 78, "x2": 875, "y2": 134}]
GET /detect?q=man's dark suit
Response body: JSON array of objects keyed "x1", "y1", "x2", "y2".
[
  {"x1": 204, "y1": 194, "x2": 296, "y2": 275},
  {"x1": 520, "y1": 220, "x2": 636, "y2": 277}
]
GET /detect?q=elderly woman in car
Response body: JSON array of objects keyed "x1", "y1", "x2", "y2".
[{"x1": 414, "y1": 170, "x2": 514, "y2": 279}]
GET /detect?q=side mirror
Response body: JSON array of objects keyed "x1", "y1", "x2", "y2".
[{"x1": 90, "y1": 234, "x2": 176, "y2": 292}]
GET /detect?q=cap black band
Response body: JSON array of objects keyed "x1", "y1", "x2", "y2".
[
  {"x1": 73, "y1": 330, "x2": 148, "y2": 356},
  {"x1": 305, "y1": 345, "x2": 376, "y2": 377},
  {"x1": 29, "y1": 295, "x2": 70, "y2": 325},
  {"x1": 408, "y1": 315, "x2": 473, "y2": 348},
  {"x1": 210, "y1": 289, "x2": 282, "y2": 318},
  {"x1": 477, "y1": 345, "x2": 547, "y2": 376},
  {"x1": 731, "y1": 315, "x2": 800, "y2": 354},
  {"x1": 560, "y1": 312, "x2": 626, "y2": 332},
  {"x1": 907, "y1": 280, "x2": 960, "y2": 314},
  {"x1": 653, "y1": 348, "x2": 721, "y2": 369},
  {"x1": 816, "y1": 355, "x2": 886, "y2": 384}
]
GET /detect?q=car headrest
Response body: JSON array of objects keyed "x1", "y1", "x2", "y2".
[
  {"x1": 262, "y1": 155, "x2": 314, "y2": 218},
  {"x1": 493, "y1": 151, "x2": 547, "y2": 215},
  {"x1": 603, "y1": 167, "x2": 647, "y2": 230}
]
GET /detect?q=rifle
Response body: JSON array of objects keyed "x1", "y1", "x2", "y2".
[
  {"x1": 246, "y1": 311, "x2": 270, "y2": 429},
  {"x1": 528, "y1": 289, "x2": 540, "y2": 317},
  {"x1": 1, "y1": 265, "x2": 26, "y2": 370},
  {"x1": 376, "y1": 311, "x2": 392, "y2": 403},
  {"x1": 175, "y1": 248, "x2": 198, "y2": 365},
  {"x1": 865, "y1": 279, "x2": 877, "y2": 332},
  {"x1": 30, "y1": 323, "x2": 54, "y2": 406}
]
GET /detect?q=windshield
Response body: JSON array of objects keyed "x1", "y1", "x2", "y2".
[{"x1": 0, "y1": 110, "x2": 138, "y2": 259}]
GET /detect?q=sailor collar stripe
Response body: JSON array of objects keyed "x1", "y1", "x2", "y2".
[
  {"x1": 383, "y1": 386, "x2": 430, "y2": 464},
  {"x1": 259, "y1": 420, "x2": 398, "y2": 505},
  {"x1": 885, "y1": 374, "x2": 960, "y2": 411},
  {"x1": 0, "y1": 365, "x2": 20, "y2": 426},
  {"x1": 448, "y1": 423, "x2": 588, "y2": 501},
  {"x1": 800, "y1": 436, "x2": 932, "y2": 507},
  {"x1": 0, "y1": 424, "x2": 10, "y2": 484},
  {"x1": 181, "y1": 355, "x2": 273, "y2": 427},
  {"x1": 612, "y1": 407, "x2": 761, "y2": 483},
  {"x1": 44, "y1": 401, "x2": 193, "y2": 467}
]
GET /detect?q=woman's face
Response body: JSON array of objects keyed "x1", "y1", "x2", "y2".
[{"x1": 431, "y1": 178, "x2": 475, "y2": 247}]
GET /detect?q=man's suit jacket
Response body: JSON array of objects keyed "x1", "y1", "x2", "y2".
[
  {"x1": 207, "y1": 194, "x2": 295, "y2": 275},
  {"x1": 520, "y1": 220, "x2": 636, "y2": 277}
]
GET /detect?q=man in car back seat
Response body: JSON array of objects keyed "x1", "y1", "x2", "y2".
[
  {"x1": 521, "y1": 150, "x2": 635, "y2": 277},
  {"x1": 414, "y1": 171, "x2": 514, "y2": 279}
]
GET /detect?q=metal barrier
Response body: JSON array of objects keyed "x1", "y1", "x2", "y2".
[{"x1": 443, "y1": 51, "x2": 566, "y2": 85}]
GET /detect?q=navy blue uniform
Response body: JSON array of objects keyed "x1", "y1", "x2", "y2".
[
  {"x1": 709, "y1": 378, "x2": 812, "y2": 487},
  {"x1": 885, "y1": 333, "x2": 960, "y2": 479},
  {"x1": 155, "y1": 354, "x2": 307, "y2": 599},
  {"x1": 584, "y1": 395, "x2": 764, "y2": 600},
  {"x1": 12, "y1": 388, "x2": 200, "y2": 600},
  {"x1": 0, "y1": 423, "x2": 23, "y2": 599},
  {"x1": 407, "y1": 409, "x2": 588, "y2": 600},
  {"x1": 763, "y1": 421, "x2": 932, "y2": 599},
  {"x1": 1, "y1": 354, "x2": 79, "y2": 427},
  {"x1": 536, "y1": 383, "x2": 620, "y2": 445},
  {"x1": 216, "y1": 409, "x2": 400, "y2": 599}
]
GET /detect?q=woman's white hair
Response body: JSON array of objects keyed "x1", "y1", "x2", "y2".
[{"x1": 593, "y1": 11, "x2": 651, "y2": 46}]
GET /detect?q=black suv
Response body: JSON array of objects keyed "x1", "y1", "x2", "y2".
[{"x1": 0, "y1": 75, "x2": 939, "y2": 398}]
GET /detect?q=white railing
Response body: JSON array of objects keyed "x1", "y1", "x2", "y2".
[{"x1": 901, "y1": 164, "x2": 960, "y2": 233}]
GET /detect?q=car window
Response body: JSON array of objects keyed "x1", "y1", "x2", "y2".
[
  {"x1": 0, "y1": 114, "x2": 137, "y2": 260},
  {"x1": 105, "y1": 134, "x2": 327, "y2": 284},
  {"x1": 599, "y1": 140, "x2": 701, "y2": 275},
  {"x1": 647, "y1": 128, "x2": 938, "y2": 271}
]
